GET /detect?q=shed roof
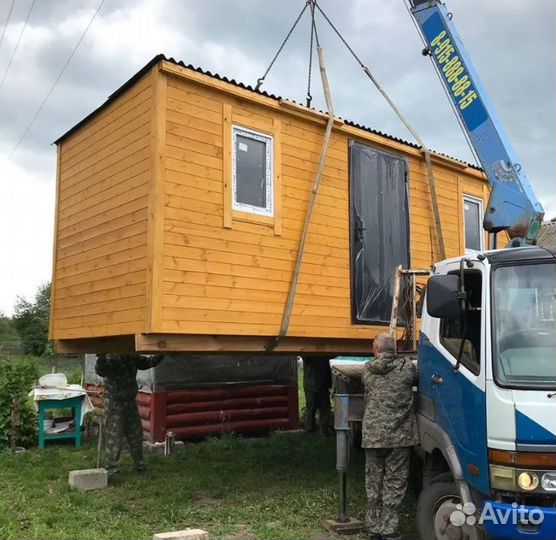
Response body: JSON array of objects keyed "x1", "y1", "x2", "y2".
[{"x1": 54, "y1": 54, "x2": 481, "y2": 171}]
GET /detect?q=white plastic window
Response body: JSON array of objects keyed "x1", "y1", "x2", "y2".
[
  {"x1": 463, "y1": 195, "x2": 484, "y2": 252},
  {"x1": 232, "y1": 126, "x2": 273, "y2": 217}
]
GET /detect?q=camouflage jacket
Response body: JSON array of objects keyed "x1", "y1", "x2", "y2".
[
  {"x1": 361, "y1": 352, "x2": 419, "y2": 449},
  {"x1": 95, "y1": 354, "x2": 163, "y2": 401}
]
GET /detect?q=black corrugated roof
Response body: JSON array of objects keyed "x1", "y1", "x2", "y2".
[{"x1": 54, "y1": 54, "x2": 481, "y2": 171}]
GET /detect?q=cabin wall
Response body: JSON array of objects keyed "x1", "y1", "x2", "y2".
[
  {"x1": 157, "y1": 71, "x2": 489, "y2": 340},
  {"x1": 50, "y1": 72, "x2": 154, "y2": 340}
]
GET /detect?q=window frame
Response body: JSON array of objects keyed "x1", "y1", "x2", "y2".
[
  {"x1": 463, "y1": 194, "x2": 484, "y2": 252},
  {"x1": 231, "y1": 125, "x2": 274, "y2": 218}
]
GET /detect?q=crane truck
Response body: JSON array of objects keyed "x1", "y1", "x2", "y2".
[{"x1": 333, "y1": 3, "x2": 556, "y2": 540}]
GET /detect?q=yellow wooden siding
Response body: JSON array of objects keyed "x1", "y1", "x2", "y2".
[
  {"x1": 50, "y1": 73, "x2": 153, "y2": 339},
  {"x1": 158, "y1": 75, "x2": 489, "y2": 339}
]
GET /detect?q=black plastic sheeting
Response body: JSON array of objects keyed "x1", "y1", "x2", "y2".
[
  {"x1": 349, "y1": 141, "x2": 410, "y2": 324},
  {"x1": 85, "y1": 354, "x2": 298, "y2": 390}
]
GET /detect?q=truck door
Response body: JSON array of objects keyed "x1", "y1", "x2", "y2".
[
  {"x1": 420, "y1": 265, "x2": 490, "y2": 494},
  {"x1": 349, "y1": 141, "x2": 410, "y2": 324}
]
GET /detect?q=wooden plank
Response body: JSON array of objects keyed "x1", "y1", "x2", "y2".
[
  {"x1": 56, "y1": 282, "x2": 146, "y2": 308},
  {"x1": 55, "y1": 335, "x2": 136, "y2": 354},
  {"x1": 54, "y1": 321, "x2": 143, "y2": 339},
  {"x1": 54, "y1": 295, "x2": 146, "y2": 320},
  {"x1": 56, "y1": 244, "x2": 147, "y2": 281},
  {"x1": 166, "y1": 132, "x2": 223, "y2": 158},
  {"x1": 62, "y1": 121, "x2": 152, "y2": 180},
  {"x1": 59, "y1": 149, "x2": 151, "y2": 202},
  {"x1": 54, "y1": 307, "x2": 146, "y2": 331},
  {"x1": 166, "y1": 143, "x2": 223, "y2": 171},
  {"x1": 49, "y1": 145, "x2": 62, "y2": 339},
  {"x1": 166, "y1": 80, "x2": 223, "y2": 113},
  {"x1": 57, "y1": 209, "x2": 148, "y2": 251},
  {"x1": 165, "y1": 171, "x2": 223, "y2": 193},
  {"x1": 166, "y1": 108, "x2": 222, "y2": 136},
  {"x1": 167, "y1": 96, "x2": 222, "y2": 125},
  {"x1": 273, "y1": 118, "x2": 282, "y2": 236},
  {"x1": 61, "y1": 107, "x2": 151, "y2": 167},
  {"x1": 166, "y1": 121, "x2": 223, "y2": 147},
  {"x1": 164, "y1": 231, "x2": 346, "y2": 268},
  {"x1": 165, "y1": 181, "x2": 222, "y2": 204},
  {"x1": 135, "y1": 332, "x2": 377, "y2": 354},
  {"x1": 61, "y1": 74, "x2": 151, "y2": 152},
  {"x1": 146, "y1": 67, "x2": 167, "y2": 333},
  {"x1": 165, "y1": 156, "x2": 223, "y2": 182},
  {"x1": 162, "y1": 270, "x2": 349, "y2": 298},
  {"x1": 59, "y1": 161, "x2": 150, "y2": 215},
  {"x1": 60, "y1": 190, "x2": 147, "y2": 238},
  {"x1": 60, "y1": 138, "x2": 151, "y2": 190},
  {"x1": 57, "y1": 232, "x2": 146, "y2": 267},
  {"x1": 57, "y1": 222, "x2": 148, "y2": 265},
  {"x1": 56, "y1": 268, "x2": 146, "y2": 300},
  {"x1": 163, "y1": 221, "x2": 348, "y2": 258}
]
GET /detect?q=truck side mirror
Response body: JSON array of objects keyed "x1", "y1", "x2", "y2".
[{"x1": 426, "y1": 275, "x2": 461, "y2": 318}]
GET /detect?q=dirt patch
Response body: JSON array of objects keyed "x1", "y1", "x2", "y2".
[{"x1": 221, "y1": 524, "x2": 256, "y2": 540}]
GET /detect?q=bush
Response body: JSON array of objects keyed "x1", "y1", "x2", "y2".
[
  {"x1": 0, "y1": 357, "x2": 38, "y2": 449},
  {"x1": 12, "y1": 283, "x2": 51, "y2": 357}
]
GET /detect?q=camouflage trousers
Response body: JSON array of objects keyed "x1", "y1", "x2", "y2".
[
  {"x1": 365, "y1": 447, "x2": 411, "y2": 537},
  {"x1": 104, "y1": 397, "x2": 146, "y2": 473},
  {"x1": 304, "y1": 388, "x2": 332, "y2": 434}
]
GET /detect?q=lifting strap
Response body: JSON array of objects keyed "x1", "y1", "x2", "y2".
[
  {"x1": 267, "y1": 8, "x2": 335, "y2": 351},
  {"x1": 258, "y1": 1, "x2": 446, "y2": 349},
  {"x1": 315, "y1": 3, "x2": 446, "y2": 260}
]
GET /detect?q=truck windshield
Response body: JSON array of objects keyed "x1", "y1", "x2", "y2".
[{"x1": 493, "y1": 263, "x2": 556, "y2": 389}]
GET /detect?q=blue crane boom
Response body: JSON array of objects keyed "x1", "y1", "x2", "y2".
[{"x1": 408, "y1": 0, "x2": 545, "y2": 245}]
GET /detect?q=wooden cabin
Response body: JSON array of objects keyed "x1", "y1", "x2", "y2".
[{"x1": 50, "y1": 54, "x2": 491, "y2": 355}]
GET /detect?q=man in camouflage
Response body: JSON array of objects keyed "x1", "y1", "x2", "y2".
[
  {"x1": 303, "y1": 356, "x2": 332, "y2": 434},
  {"x1": 95, "y1": 353, "x2": 163, "y2": 475},
  {"x1": 362, "y1": 333, "x2": 418, "y2": 540}
]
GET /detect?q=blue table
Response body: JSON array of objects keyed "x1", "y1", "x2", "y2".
[{"x1": 37, "y1": 395, "x2": 83, "y2": 448}]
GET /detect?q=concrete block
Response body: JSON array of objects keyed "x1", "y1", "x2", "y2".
[
  {"x1": 68, "y1": 468, "x2": 108, "y2": 491},
  {"x1": 153, "y1": 530, "x2": 209, "y2": 540}
]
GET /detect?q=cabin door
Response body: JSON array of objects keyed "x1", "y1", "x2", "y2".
[{"x1": 349, "y1": 141, "x2": 410, "y2": 324}]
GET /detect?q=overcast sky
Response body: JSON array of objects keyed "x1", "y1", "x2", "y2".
[{"x1": 0, "y1": 0, "x2": 554, "y2": 315}]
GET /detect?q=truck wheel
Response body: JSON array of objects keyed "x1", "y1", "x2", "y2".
[{"x1": 416, "y1": 480, "x2": 487, "y2": 540}]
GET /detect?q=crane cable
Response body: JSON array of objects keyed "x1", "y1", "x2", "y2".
[
  {"x1": 267, "y1": 2, "x2": 336, "y2": 350},
  {"x1": 0, "y1": 0, "x2": 37, "y2": 93},
  {"x1": 254, "y1": 1, "x2": 310, "y2": 91},
  {"x1": 315, "y1": 1, "x2": 446, "y2": 260}
]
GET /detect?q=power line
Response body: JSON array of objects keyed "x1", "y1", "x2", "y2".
[
  {"x1": 0, "y1": 0, "x2": 37, "y2": 92},
  {"x1": 10, "y1": 0, "x2": 106, "y2": 158},
  {"x1": 0, "y1": 0, "x2": 17, "y2": 50}
]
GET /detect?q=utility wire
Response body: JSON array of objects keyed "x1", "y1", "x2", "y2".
[
  {"x1": 0, "y1": 0, "x2": 37, "y2": 92},
  {"x1": 0, "y1": 0, "x2": 17, "y2": 50},
  {"x1": 10, "y1": 0, "x2": 106, "y2": 158}
]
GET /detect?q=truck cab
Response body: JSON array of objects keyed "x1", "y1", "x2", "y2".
[{"x1": 418, "y1": 246, "x2": 556, "y2": 539}]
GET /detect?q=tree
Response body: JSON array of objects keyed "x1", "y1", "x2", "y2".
[{"x1": 12, "y1": 283, "x2": 51, "y2": 357}]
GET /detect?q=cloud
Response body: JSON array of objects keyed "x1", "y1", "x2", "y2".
[{"x1": 0, "y1": 0, "x2": 554, "y2": 313}]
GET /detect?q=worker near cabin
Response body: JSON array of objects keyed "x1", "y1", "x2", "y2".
[
  {"x1": 362, "y1": 333, "x2": 418, "y2": 540},
  {"x1": 302, "y1": 356, "x2": 333, "y2": 435},
  {"x1": 95, "y1": 354, "x2": 163, "y2": 475}
]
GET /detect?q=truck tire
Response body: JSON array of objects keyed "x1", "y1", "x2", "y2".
[{"x1": 416, "y1": 480, "x2": 487, "y2": 540}]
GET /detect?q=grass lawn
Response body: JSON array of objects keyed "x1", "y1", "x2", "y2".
[{"x1": 0, "y1": 432, "x2": 420, "y2": 540}]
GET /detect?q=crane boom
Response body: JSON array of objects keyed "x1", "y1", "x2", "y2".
[{"x1": 408, "y1": 0, "x2": 544, "y2": 245}]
